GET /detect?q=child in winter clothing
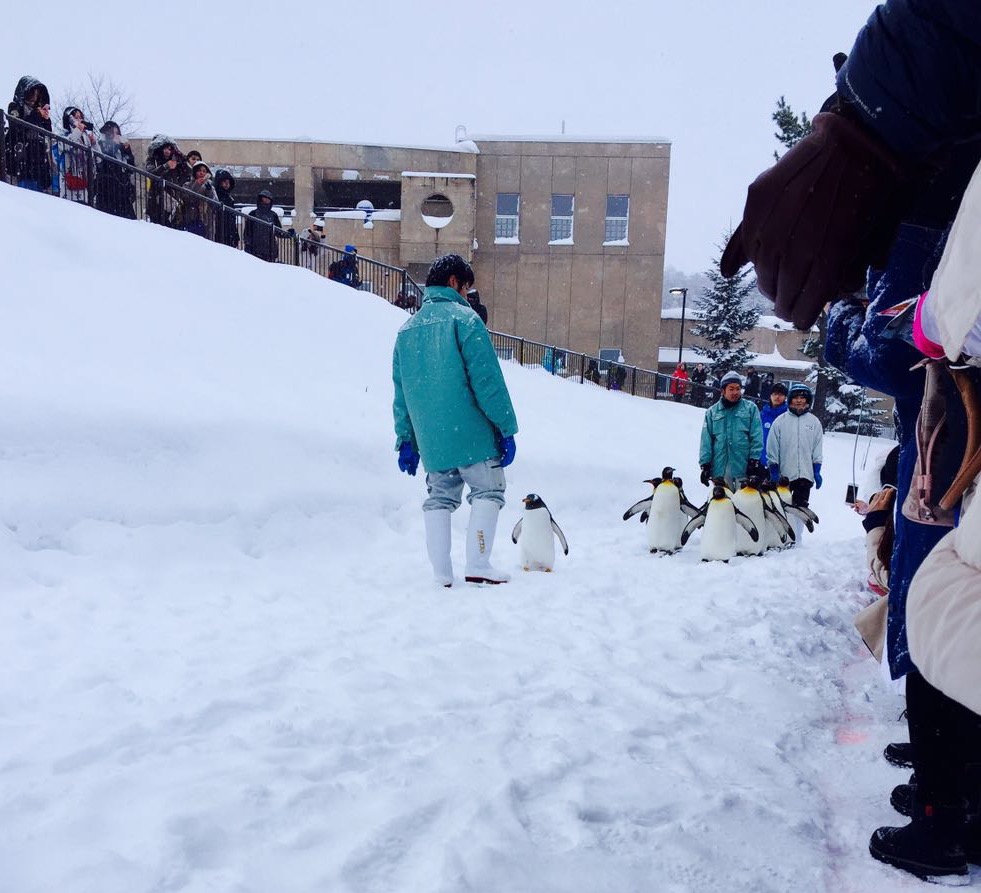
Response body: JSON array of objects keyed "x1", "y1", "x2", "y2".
[
  {"x1": 759, "y1": 381, "x2": 788, "y2": 464},
  {"x1": 392, "y1": 255, "x2": 518, "y2": 587},
  {"x1": 766, "y1": 383, "x2": 823, "y2": 508}
]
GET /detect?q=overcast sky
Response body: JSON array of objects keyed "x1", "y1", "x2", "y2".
[{"x1": 5, "y1": 0, "x2": 875, "y2": 274}]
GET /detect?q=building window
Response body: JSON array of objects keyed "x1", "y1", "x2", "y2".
[
  {"x1": 604, "y1": 194, "x2": 629, "y2": 244},
  {"x1": 549, "y1": 194, "x2": 574, "y2": 243},
  {"x1": 495, "y1": 193, "x2": 520, "y2": 242}
]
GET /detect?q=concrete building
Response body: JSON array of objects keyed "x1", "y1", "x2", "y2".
[{"x1": 130, "y1": 132, "x2": 671, "y2": 368}]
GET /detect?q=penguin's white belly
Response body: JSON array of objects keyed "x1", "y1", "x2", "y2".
[
  {"x1": 732, "y1": 492, "x2": 764, "y2": 555},
  {"x1": 701, "y1": 502, "x2": 737, "y2": 561},
  {"x1": 647, "y1": 508, "x2": 685, "y2": 552},
  {"x1": 521, "y1": 514, "x2": 556, "y2": 570}
]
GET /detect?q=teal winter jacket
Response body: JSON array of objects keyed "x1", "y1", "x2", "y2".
[
  {"x1": 392, "y1": 286, "x2": 518, "y2": 473},
  {"x1": 699, "y1": 398, "x2": 763, "y2": 480}
]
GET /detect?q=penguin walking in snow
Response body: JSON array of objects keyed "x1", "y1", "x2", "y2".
[
  {"x1": 511, "y1": 494, "x2": 569, "y2": 571},
  {"x1": 759, "y1": 480, "x2": 795, "y2": 549},
  {"x1": 732, "y1": 479, "x2": 767, "y2": 556},
  {"x1": 623, "y1": 467, "x2": 700, "y2": 553},
  {"x1": 681, "y1": 485, "x2": 760, "y2": 562},
  {"x1": 775, "y1": 475, "x2": 820, "y2": 542}
]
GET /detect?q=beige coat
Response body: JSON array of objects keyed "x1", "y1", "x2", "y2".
[{"x1": 906, "y1": 158, "x2": 981, "y2": 714}]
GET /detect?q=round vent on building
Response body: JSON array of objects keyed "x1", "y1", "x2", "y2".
[{"x1": 421, "y1": 194, "x2": 454, "y2": 229}]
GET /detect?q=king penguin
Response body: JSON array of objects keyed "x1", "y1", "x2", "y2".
[
  {"x1": 511, "y1": 494, "x2": 569, "y2": 571},
  {"x1": 759, "y1": 480, "x2": 794, "y2": 549},
  {"x1": 623, "y1": 466, "x2": 700, "y2": 553},
  {"x1": 681, "y1": 485, "x2": 760, "y2": 562},
  {"x1": 732, "y1": 479, "x2": 767, "y2": 556}
]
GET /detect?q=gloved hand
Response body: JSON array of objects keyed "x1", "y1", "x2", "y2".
[
  {"x1": 700, "y1": 464, "x2": 712, "y2": 487},
  {"x1": 813, "y1": 463, "x2": 823, "y2": 489},
  {"x1": 769, "y1": 464, "x2": 781, "y2": 482},
  {"x1": 746, "y1": 458, "x2": 763, "y2": 479},
  {"x1": 497, "y1": 434, "x2": 516, "y2": 468},
  {"x1": 720, "y1": 111, "x2": 912, "y2": 329},
  {"x1": 397, "y1": 441, "x2": 419, "y2": 476}
]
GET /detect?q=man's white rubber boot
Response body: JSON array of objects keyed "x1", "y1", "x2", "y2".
[
  {"x1": 424, "y1": 509, "x2": 454, "y2": 587},
  {"x1": 465, "y1": 499, "x2": 510, "y2": 584}
]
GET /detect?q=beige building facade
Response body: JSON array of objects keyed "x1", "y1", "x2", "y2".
[{"x1": 130, "y1": 133, "x2": 671, "y2": 368}]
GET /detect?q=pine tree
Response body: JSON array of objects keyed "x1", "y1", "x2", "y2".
[
  {"x1": 691, "y1": 238, "x2": 761, "y2": 379},
  {"x1": 772, "y1": 96, "x2": 812, "y2": 159}
]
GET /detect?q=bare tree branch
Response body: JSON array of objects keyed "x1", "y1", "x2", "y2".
[{"x1": 57, "y1": 72, "x2": 142, "y2": 134}]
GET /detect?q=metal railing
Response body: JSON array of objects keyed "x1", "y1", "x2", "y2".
[{"x1": 1, "y1": 110, "x2": 426, "y2": 308}]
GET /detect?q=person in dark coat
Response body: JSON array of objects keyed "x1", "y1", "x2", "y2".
[
  {"x1": 6, "y1": 76, "x2": 52, "y2": 192},
  {"x1": 466, "y1": 288, "x2": 488, "y2": 324},
  {"x1": 758, "y1": 371, "x2": 776, "y2": 405},
  {"x1": 244, "y1": 189, "x2": 292, "y2": 262},
  {"x1": 213, "y1": 168, "x2": 239, "y2": 248},
  {"x1": 95, "y1": 121, "x2": 136, "y2": 219},
  {"x1": 184, "y1": 160, "x2": 217, "y2": 240},
  {"x1": 688, "y1": 362, "x2": 709, "y2": 405},
  {"x1": 743, "y1": 366, "x2": 761, "y2": 402},
  {"x1": 758, "y1": 381, "x2": 787, "y2": 464},
  {"x1": 145, "y1": 134, "x2": 190, "y2": 228},
  {"x1": 328, "y1": 244, "x2": 362, "y2": 287}
]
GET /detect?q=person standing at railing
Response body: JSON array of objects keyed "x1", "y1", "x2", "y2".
[
  {"x1": 5, "y1": 76, "x2": 52, "y2": 193},
  {"x1": 244, "y1": 189, "x2": 294, "y2": 262},
  {"x1": 95, "y1": 121, "x2": 136, "y2": 220},
  {"x1": 213, "y1": 169, "x2": 239, "y2": 248},
  {"x1": 328, "y1": 245, "x2": 362, "y2": 288},
  {"x1": 465, "y1": 288, "x2": 488, "y2": 324},
  {"x1": 61, "y1": 107, "x2": 97, "y2": 204},
  {"x1": 145, "y1": 135, "x2": 190, "y2": 228},
  {"x1": 669, "y1": 363, "x2": 689, "y2": 402},
  {"x1": 184, "y1": 160, "x2": 217, "y2": 240}
]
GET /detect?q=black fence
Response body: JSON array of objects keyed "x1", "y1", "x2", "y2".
[{"x1": 1, "y1": 110, "x2": 425, "y2": 308}]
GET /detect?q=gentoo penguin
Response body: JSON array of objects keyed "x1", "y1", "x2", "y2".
[
  {"x1": 681, "y1": 485, "x2": 759, "y2": 562},
  {"x1": 759, "y1": 480, "x2": 795, "y2": 549},
  {"x1": 622, "y1": 467, "x2": 700, "y2": 553},
  {"x1": 732, "y1": 479, "x2": 766, "y2": 556},
  {"x1": 511, "y1": 494, "x2": 569, "y2": 571}
]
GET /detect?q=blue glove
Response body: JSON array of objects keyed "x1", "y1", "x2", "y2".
[
  {"x1": 498, "y1": 434, "x2": 516, "y2": 468},
  {"x1": 813, "y1": 462, "x2": 823, "y2": 489},
  {"x1": 397, "y1": 441, "x2": 419, "y2": 476},
  {"x1": 769, "y1": 464, "x2": 781, "y2": 482}
]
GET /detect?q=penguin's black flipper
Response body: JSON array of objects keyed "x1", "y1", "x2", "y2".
[
  {"x1": 733, "y1": 506, "x2": 760, "y2": 542},
  {"x1": 511, "y1": 518, "x2": 523, "y2": 544},
  {"x1": 623, "y1": 497, "x2": 653, "y2": 521},
  {"x1": 680, "y1": 509, "x2": 706, "y2": 546},
  {"x1": 678, "y1": 489, "x2": 701, "y2": 519},
  {"x1": 640, "y1": 511, "x2": 649, "y2": 524},
  {"x1": 762, "y1": 502, "x2": 794, "y2": 543},
  {"x1": 784, "y1": 503, "x2": 819, "y2": 531},
  {"x1": 550, "y1": 518, "x2": 570, "y2": 555}
]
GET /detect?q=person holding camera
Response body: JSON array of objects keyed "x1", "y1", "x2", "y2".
[
  {"x1": 144, "y1": 134, "x2": 190, "y2": 228},
  {"x1": 5, "y1": 76, "x2": 52, "y2": 193},
  {"x1": 95, "y1": 121, "x2": 136, "y2": 219},
  {"x1": 213, "y1": 168, "x2": 239, "y2": 248}
]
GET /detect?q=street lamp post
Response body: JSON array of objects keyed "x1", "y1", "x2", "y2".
[{"x1": 669, "y1": 287, "x2": 688, "y2": 365}]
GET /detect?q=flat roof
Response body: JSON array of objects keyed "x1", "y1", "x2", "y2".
[
  {"x1": 470, "y1": 133, "x2": 671, "y2": 145},
  {"x1": 133, "y1": 135, "x2": 479, "y2": 154}
]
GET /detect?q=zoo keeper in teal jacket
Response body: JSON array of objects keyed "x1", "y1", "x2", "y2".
[
  {"x1": 698, "y1": 370, "x2": 764, "y2": 488},
  {"x1": 393, "y1": 255, "x2": 518, "y2": 588}
]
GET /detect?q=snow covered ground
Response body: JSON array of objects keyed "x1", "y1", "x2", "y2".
[{"x1": 0, "y1": 183, "x2": 949, "y2": 891}]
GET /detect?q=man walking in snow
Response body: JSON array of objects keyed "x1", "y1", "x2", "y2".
[
  {"x1": 766, "y1": 383, "x2": 823, "y2": 509},
  {"x1": 698, "y1": 370, "x2": 764, "y2": 489},
  {"x1": 392, "y1": 254, "x2": 518, "y2": 587}
]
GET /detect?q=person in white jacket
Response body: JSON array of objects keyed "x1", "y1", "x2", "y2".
[
  {"x1": 766, "y1": 383, "x2": 824, "y2": 508},
  {"x1": 871, "y1": 158, "x2": 981, "y2": 882}
]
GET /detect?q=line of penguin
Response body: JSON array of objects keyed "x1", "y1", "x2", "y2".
[
  {"x1": 508, "y1": 466, "x2": 820, "y2": 572},
  {"x1": 622, "y1": 466, "x2": 820, "y2": 562}
]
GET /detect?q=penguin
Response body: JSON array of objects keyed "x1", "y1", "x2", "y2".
[
  {"x1": 681, "y1": 485, "x2": 759, "y2": 562},
  {"x1": 732, "y1": 479, "x2": 767, "y2": 556},
  {"x1": 758, "y1": 480, "x2": 795, "y2": 549},
  {"x1": 511, "y1": 493, "x2": 569, "y2": 571},
  {"x1": 775, "y1": 476, "x2": 820, "y2": 540},
  {"x1": 622, "y1": 467, "x2": 700, "y2": 553}
]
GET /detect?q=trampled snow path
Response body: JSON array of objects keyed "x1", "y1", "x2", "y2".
[{"x1": 0, "y1": 184, "x2": 953, "y2": 891}]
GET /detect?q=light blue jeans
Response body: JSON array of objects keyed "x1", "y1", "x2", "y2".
[{"x1": 423, "y1": 459, "x2": 506, "y2": 511}]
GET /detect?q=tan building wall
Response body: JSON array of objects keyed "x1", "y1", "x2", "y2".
[{"x1": 471, "y1": 138, "x2": 670, "y2": 369}]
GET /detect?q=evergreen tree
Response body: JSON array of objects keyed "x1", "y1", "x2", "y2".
[
  {"x1": 691, "y1": 238, "x2": 761, "y2": 379},
  {"x1": 772, "y1": 96, "x2": 812, "y2": 159}
]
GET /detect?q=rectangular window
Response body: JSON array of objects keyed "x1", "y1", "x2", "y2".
[
  {"x1": 604, "y1": 194, "x2": 629, "y2": 244},
  {"x1": 494, "y1": 193, "x2": 520, "y2": 242},
  {"x1": 549, "y1": 194, "x2": 574, "y2": 243}
]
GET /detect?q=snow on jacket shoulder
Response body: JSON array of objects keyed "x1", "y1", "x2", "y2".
[
  {"x1": 392, "y1": 286, "x2": 518, "y2": 473},
  {"x1": 907, "y1": 490, "x2": 981, "y2": 715},
  {"x1": 766, "y1": 410, "x2": 823, "y2": 482}
]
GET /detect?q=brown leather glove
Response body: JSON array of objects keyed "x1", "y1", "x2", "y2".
[{"x1": 720, "y1": 111, "x2": 912, "y2": 329}]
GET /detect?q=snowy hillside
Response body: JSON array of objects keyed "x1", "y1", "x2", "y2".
[{"x1": 0, "y1": 183, "x2": 935, "y2": 891}]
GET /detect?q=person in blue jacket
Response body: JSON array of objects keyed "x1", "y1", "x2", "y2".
[
  {"x1": 393, "y1": 255, "x2": 518, "y2": 588},
  {"x1": 722, "y1": 0, "x2": 981, "y2": 881},
  {"x1": 758, "y1": 381, "x2": 787, "y2": 465}
]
